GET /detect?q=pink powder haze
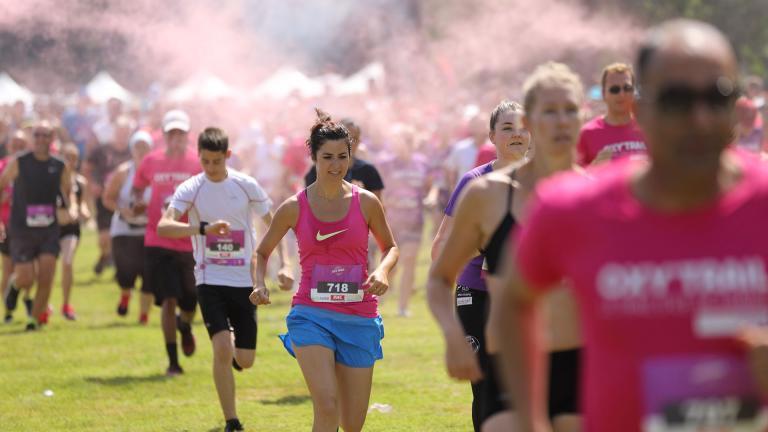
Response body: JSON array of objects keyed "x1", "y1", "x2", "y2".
[
  {"x1": 0, "y1": 0, "x2": 641, "y2": 99},
  {"x1": 0, "y1": 0, "x2": 285, "y2": 90}
]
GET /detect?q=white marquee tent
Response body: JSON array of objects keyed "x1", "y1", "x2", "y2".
[
  {"x1": 253, "y1": 67, "x2": 325, "y2": 100},
  {"x1": 0, "y1": 72, "x2": 35, "y2": 106},
  {"x1": 166, "y1": 72, "x2": 238, "y2": 102},
  {"x1": 85, "y1": 71, "x2": 133, "y2": 104}
]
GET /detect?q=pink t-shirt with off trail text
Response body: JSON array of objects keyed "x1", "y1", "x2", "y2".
[
  {"x1": 133, "y1": 147, "x2": 201, "y2": 252},
  {"x1": 514, "y1": 154, "x2": 768, "y2": 432},
  {"x1": 577, "y1": 116, "x2": 646, "y2": 165}
]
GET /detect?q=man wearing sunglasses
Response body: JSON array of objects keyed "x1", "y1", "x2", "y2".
[
  {"x1": 495, "y1": 19, "x2": 768, "y2": 432},
  {"x1": 577, "y1": 62, "x2": 646, "y2": 165},
  {"x1": 0, "y1": 121, "x2": 71, "y2": 331}
]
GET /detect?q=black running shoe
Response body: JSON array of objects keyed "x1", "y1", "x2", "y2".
[
  {"x1": 25, "y1": 319, "x2": 38, "y2": 331},
  {"x1": 4, "y1": 313, "x2": 12, "y2": 324},
  {"x1": 117, "y1": 296, "x2": 129, "y2": 316},
  {"x1": 4, "y1": 285, "x2": 19, "y2": 312},
  {"x1": 224, "y1": 418, "x2": 244, "y2": 432},
  {"x1": 117, "y1": 303, "x2": 128, "y2": 316},
  {"x1": 165, "y1": 364, "x2": 184, "y2": 377},
  {"x1": 23, "y1": 298, "x2": 33, "y2": 317}
]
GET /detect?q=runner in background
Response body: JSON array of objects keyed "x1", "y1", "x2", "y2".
[
  {"x1": 734, "y1": 96, "x2": 764, "y2": 153},
  {"x1": 0, "y1": 120, "x2": 71, "y2": 330},
  {"x1": 102, "y1": 130, "x2": 153, "y2": 324},
  {"x1": 132, "y1": 110, "x2": 201, "y2": 375},
  {"x1": 2, "y1": 130, "x2": 30, "y2": 323},
  {"x1": 577, "y1": 63, "x2": 646, "y2": 165},
  {"x1": 84, "y1": 115, "x2": 133, "y2": 276},
  {"x1": 57, "y1": 143, "x2": 89, "y2": 320},
  {"x1": 378, "y1": 125, "x2": 432, "y2": 317},
  {"x1": 427, "y1": 100, "x2": 529, "y2": 432},
  {"x1": 443, "y1": 112, "x2": 489, "y2": 190}
]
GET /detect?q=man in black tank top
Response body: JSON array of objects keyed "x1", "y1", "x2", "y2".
[{"x1": 0, "y1": 121, "x2": 71, "y2": 330}]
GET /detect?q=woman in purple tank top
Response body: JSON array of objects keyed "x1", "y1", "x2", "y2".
[{"x1": 250, "y1": 109, "x2": 399, "y2": 432}]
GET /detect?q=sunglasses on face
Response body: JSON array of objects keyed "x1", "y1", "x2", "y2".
[
  {"x1": 608, "y1": 84, "x2": 634, "y2": 95},
  {"x1": 652, "y1": 80, "x2": 737, "y2": 114},
  {"x1": 34, "y1": 131, "x2": 53, "y2": 138}
]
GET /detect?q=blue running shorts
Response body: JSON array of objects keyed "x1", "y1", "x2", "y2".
[{"x1": 280, "y1": 304, "x2": 384, "y2": 368}]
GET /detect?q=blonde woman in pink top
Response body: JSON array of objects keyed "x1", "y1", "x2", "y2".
[{"x1": 251, "y1": 109, "x2": 399, "y2": 432}]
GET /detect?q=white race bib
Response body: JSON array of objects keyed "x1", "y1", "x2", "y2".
[
  {"x1": 310, "y1": 264, "x2": 364, "y2": 303},
  {"x1": 204, "y1": 230, "x2": 245, "y2": 266},
  {"x1": 26, "y1": 204, "x2": 55, "y2": 227},
  {"x1": 642, "y1": 355, "x2": 768, "y2": 432}
]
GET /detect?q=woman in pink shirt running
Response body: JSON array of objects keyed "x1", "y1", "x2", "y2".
[{"x1": 250, "y1": 109, "x2": 399, "y2": 432}]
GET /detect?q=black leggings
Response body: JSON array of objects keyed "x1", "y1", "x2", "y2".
[
  {"x1": 549, "y1": 348, "x2": 581, "y2": 419},
  {"x1": 455, "y1": 286, "x2": 509, "y2": 431}
]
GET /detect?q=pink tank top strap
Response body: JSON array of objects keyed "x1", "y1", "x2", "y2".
[
  {"x1": 297, "y1": 188, "x2": 309, "y2": 206},
  {"x1": 296, "y1": 188, "x2": 310, "y2": 220},
  {"x1": 297, "y1": 185, "x2": 361, "y2": 225},
  {"x1": 350, "y1": 184, "x2": 360, "y2": 209}
]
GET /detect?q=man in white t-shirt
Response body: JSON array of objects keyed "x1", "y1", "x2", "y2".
[
  {"x1": 158, "y1": 127, "x2": 293, "y2": 432},
  {"x1": 90, "y1": 97, "x2": 123, "y2": 150}
]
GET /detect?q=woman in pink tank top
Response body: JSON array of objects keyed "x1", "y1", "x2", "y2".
[{"x1": 250, "y1": 109, "x2": 398, "y2": 432}]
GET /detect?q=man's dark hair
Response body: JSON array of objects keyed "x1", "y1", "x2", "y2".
[{"x1": 198, "y1": 127, "x2": 228, "y2": 153}]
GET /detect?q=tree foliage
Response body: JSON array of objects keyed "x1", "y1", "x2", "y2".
[{"x1": 623, "y1": 0, "x2": 768, "y2": 76}]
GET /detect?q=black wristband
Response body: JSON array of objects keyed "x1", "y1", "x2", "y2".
[{"x1": 199, "y1": 221, "x2": 209, "y2": 235}]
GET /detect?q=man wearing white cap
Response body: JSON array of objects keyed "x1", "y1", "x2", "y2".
[{"x1": 131, "y1": 110, "x2": 202, "y2": 375}]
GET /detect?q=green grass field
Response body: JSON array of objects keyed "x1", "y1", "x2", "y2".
[{"x1": 0, "y1": 228, "x2": 473, "y2": 431}]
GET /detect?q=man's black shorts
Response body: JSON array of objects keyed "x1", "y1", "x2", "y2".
[
  {"x1": 197, "y1": 284, "x2": 257, "y2": 350},
  {"x1": 10, "y1": 228, "x2": 60, "y2": 263},
  {"x1": 145, "y1": 246, "x2": 196, "y2": 312}
]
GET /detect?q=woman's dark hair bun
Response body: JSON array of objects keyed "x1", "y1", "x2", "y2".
[{"x1": 306, "y1": 108, "x2": 352, "y2": 159}]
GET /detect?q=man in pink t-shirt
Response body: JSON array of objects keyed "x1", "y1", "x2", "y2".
[
  {"x1": 132, "y1": 109, "x2": 202, "y2": 376},
  {"x1": 495, "y1": 20, "x2": 768, "y2": 432},
  {"x1": 577, "y1": 62, "x2": 646, "y2": 165}
]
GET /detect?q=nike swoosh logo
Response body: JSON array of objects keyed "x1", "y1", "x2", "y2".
[{"x1": 316, "y1": 229, "x2": 348, "y2": 241}]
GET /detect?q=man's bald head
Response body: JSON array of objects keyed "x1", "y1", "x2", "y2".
[
  {"x1": 636, "y1": 19, "x2": 738, "y2": 89},
  {"x1": 634, "y1": 19, "x2": 740, "y2": 176}
]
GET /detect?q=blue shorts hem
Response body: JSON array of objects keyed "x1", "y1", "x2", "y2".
[{"x1": 281, "y1": 305, "x2": 383, "y2": 368}]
